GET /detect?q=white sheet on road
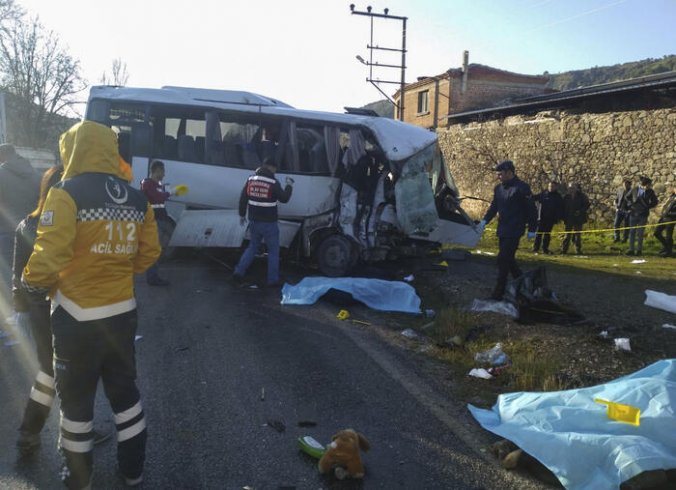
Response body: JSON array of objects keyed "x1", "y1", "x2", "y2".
[
  {"x1": 468, "y1": 359, "x2": 676, "y2": 490},
  {"x1": 281, "y1": 277, "x2": 422, "y2": 313}
]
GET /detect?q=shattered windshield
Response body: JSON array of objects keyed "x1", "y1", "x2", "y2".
[{"x1": 394, "y1": 143, "x2": 439, "y2": 235}]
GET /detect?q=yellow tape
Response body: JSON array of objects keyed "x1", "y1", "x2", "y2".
[{"x1": 485, "y1": 220, "x2": 676, "y2": 235}]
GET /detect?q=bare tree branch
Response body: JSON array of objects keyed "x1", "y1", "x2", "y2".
[
  {"x1": 0, "y1": 14, "x2": 87, "y2": 147},
  {"x1": 100, "y1": 57, "x2": 129, "y2": 86}
]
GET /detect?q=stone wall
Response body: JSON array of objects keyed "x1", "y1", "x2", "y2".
[{"x1": 438, "y1": 108, "x2": 676, "y2": 223}]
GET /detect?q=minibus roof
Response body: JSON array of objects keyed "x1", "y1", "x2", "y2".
[{"x1": 88, "y1": 85, "x2": 437, "y2": 162}]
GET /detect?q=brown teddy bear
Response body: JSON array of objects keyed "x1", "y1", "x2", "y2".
[{"x1": 318, "y1": 429, "x2": 370, "y2": 479}]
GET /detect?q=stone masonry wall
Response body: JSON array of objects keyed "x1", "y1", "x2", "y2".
[{"x1": 438, "y1": 108, "x2": 676, "y2": 224}]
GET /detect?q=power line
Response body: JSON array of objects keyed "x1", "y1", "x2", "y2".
[{"x1": 526, "y1": 0, "x2": 628, "y2": 33}]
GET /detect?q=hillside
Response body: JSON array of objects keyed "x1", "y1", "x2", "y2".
[{"x1": 546, "y1": 55, "x2": 676, "y2": 90}]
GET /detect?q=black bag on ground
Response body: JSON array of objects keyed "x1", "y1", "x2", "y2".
[{"x1": 504, "y1": 267, "x2": 585, "y2": 324}]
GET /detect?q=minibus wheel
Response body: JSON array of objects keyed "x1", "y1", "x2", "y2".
[{"x1": 317, "y1": 234, "x2": 356, "y2": 277}]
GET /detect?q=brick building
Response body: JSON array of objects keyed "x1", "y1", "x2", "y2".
[{"x1": 393, "y1": 51, "x2": 551, "y2": 129}]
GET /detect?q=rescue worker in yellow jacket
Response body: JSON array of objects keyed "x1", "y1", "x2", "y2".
[{"x1": 22, "y1": 121, "x2": 161, "y2": 489}]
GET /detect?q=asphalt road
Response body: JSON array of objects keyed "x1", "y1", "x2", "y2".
[{"x1": 0, "y1": 254, "x2": 548, "y2": 490}]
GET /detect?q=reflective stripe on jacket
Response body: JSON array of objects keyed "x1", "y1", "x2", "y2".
[
  {"x1": 23, "y1": 121, "x2": 161, "y2": 321},
  {"x1": 238, "y1": 167, "x2": 292, "y2": 222}
]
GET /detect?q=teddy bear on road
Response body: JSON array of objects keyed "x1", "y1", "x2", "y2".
[{"x1": 318, "y1": 429, "x2": 371, "y2": 479}]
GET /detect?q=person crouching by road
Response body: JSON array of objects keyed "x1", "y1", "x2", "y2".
[
  {"x1": 532, "y1": 181, "x2": 564, "y2": 254},
  {"x1": 140, "y1": 160, "x2": 182, "y2": 286},
  {"x1": 560, "y1": 183, "x2": 590, "y2": 255},
  {"x1": 477, "y1": 160, "x2": 537, "y2": 301},
  {"x1": 625, "y1": 176, "x2": 658, "y2": 256},
  {"x1": 654, "y1": 185, "x2": 675, "y2": 257},
  {"x1": 22, "y1": 121, "x2": 161, "y2": 489},
  {"x1": 233, "y1": 157, "x2": 293, "y2": 288}
]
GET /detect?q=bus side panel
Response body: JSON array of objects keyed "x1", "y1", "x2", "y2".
[
  {"x1": 169, "y1": 209, "x2": 246, "y2": 247},
  {"x1": 149, "y1": 158, "x2": 340, "y2": 219}
]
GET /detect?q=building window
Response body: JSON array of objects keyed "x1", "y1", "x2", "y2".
[{"x1": 417, "y1": 90, "x2": 429, "y2": 115}]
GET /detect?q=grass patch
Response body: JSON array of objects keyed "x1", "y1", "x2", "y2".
[
  {"x1": 475, "y1": 221, "x2": 675, "y2": 281},
  {"x1": 426, "y1": 307, "x2": 566, "y2": 393},
  {"x1": 507, "y1": 341, "x2": 564, "y2": 392},
  {"x1": 427, "y1": 307, "x2": 480, "y2": 345}
]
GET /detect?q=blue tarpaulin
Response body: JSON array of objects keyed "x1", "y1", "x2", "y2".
[
  {"x1": 281, "y1": 277, "x2": 422, "y2": 314},
  {"x1": 468, "y1": 359, "x2": 676, "y2": 490}
]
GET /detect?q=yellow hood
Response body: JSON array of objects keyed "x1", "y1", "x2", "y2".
[{"x1": 60, "y1": 121, "x2": 125, "y2": 180}]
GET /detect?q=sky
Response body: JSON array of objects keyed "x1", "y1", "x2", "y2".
[{"x1": 15, "y1": 0, "x2": 676, "y2": 114}]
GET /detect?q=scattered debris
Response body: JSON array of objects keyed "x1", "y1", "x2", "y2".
[
  {"x1": 644, "y1": 289, "x2": 676, "y2": 314},
  {"x1": 614, "y1": 338, "x2": 631, "y2": 352},
  {"x1": 662, "y1": 323, "x2": 676, "y2": 331},
  {"x1": 403, "y1": 274, "x2": 414, "y2": 282},
  {"x1": 297, "y1": 435, "x2": 326, "y2": 459},
  {"x1": 468, "y1": 368, "x2": 493, "y2": 379},
  {"x1": 470, "y1": 299, "x2": 519, "y2": 318},
  {"x1": 474, "y1": 343, "x2": 510, "y2": 366},
  {"x1": 631, "y1": 259, "x2": 647, "y2": 264},
  {"x1": 400, "y1": 328, "x2": 419, "y2": 339},
  {"x1": 265, "y1": 419, "x2": 285, "y2": 433},
  {"x1": 488, "y1": 365, "x2": 511, "y2": 377}
]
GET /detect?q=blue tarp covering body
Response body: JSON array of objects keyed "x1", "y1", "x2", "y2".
[
  {"x1": 281, "y1": 277, "x2": 422, "y2": 314},
  {"x1": 468, "y1": 359, "x2": 676, "y2": 490}
]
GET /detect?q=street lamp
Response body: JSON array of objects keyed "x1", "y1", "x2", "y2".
[{"x1": 350, "y1": 4, "x2": 407, "y2": 121}]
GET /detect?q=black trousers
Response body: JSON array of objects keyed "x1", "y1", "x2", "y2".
[
  {"x1": 561, "y1": 223, "x2": 583, "y2": 253},
  {"x1": 533, "y1": 220, "x2": 555, "y2": 252},
  {"x1": 654, "y1": 217, "x2": 674, "y2": 253},
  {"x1": 19, "y1": 299, "x2": 56, "y2": 436},
  {"x1": 494, "y1": 236, "x2": 522, "y2": 297},
  {"x1": 52, "y1": 307, "x2": 146, "y2": 489}
]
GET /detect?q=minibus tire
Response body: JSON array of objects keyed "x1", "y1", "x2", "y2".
[{"x1": 317, "y1": 234, "x2": 355, "y2": 277}]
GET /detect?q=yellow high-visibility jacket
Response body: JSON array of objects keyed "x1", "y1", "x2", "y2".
[{"x1": 23, "y1": 121, "x2": 161, "y2": 321}]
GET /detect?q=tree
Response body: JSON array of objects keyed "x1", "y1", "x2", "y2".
[
  {"x1": 0, "y1": 14, "x2": 86, "y2": 148},
  {"x1": 100, "y1": 57, "x2": 129, "y2": 86},
  {"x1": 0, "y1": 0, "x2": 21, "y2": 27}
]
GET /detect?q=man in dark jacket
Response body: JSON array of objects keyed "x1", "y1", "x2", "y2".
[
  {"x1": 532, "y1": 181, "x2": 564, "y2": 254},
  {"x1": 561, "y1": 183, "x2": 590, "y2": 255},
  {"x1": 478, "y1": 160, "x2": 537, "y2": 301},
  {"x1": 0, "y1": 144, "x2": 40, "y2": 322},
  {"x1": 625, "y1": 176, "x2": 658, "y2": 256},
  {"x1": 233, "y1": 157, "x2": 293, "y2": 287},
  {"x1": 653, "y1": 185, "x2": 675, "y2": 257},
  {"x1": 613, "y1": 178, "x2": 632, "y2": 242}
]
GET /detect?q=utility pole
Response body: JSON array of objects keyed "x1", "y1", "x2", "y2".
[{"x1": 350, "y1": 4, "x2": 407, "y2": 121}]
